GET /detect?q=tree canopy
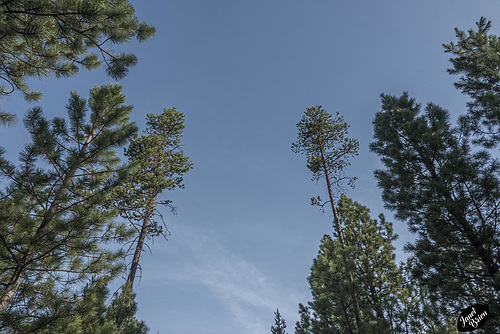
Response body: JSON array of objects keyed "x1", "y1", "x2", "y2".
[
  {"x1": 0, "y1": 84, "x2": 138, "y2": 331},
  {"x1": 370, "y1": 18, "x2": 500, "y2": 331},
  {"x1": 0, "y1": 0, "x2": 155, "y2": 102}
]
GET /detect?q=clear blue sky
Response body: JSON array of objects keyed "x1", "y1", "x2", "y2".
[{"x1": 2, "y1": 1, "x2": 500, "y2": 333}]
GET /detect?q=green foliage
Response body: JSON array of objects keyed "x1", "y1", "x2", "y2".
[
  {"x1": 0, "y1": 0, "x2": 155, "y2": 101},
  {"x1": 0, "y1": 84, "x2": 137, "y2": 331},
  {"x1": 271, "y1": 308, "x2": 288, "y2": 334},
  {"x1": 113, "y1": 107, "x2": 193, "y2": 289},
  {"x1": 0, "y1": 111, "x2": 16, "y2": 126},
  {"x1": 292, "y1": 106, "x2": 362, "y2": 331},
  {"x1": 444, "y1": 17, "x2": 500, "y2": 148},
  {"x1": 107, "y1": 284, "x2": 149, "y2": 334},
  {"x1": 20, "y1": 276, "x2": 149, "y2": 334},
  {"x1": 292, "y1": 106, "x2": 359, "y2": 191},
  {"x1": 295, "y1": 195, "x2": 409, "y2": 334},
  {"x1": 396, "y1": 258, "x2": 459, "y2": 334},
  {"x1": 370, "y1": 92, "x2": 500, "y2": 331},
  {"x1": 295, "y1": 304, "x2": 312, "y2": 334},
  {"x1": 116, "y1": 107, "x2": 193, "y2": 227}
]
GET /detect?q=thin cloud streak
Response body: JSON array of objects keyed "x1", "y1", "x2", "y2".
[{"x1": 164, "y1": 224, "x2": 303, "y2": 333}]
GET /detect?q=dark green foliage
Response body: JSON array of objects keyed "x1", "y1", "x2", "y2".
[
  {"x1": 0, "y1": 84, "x2": 138, "y2": 331},
  {"x1": 295, "y1": 304, "x2": 312, "y2": 334},
  {"x1": 444, "y1": 17, "x2": 500, "y2": 148},
  {"x1": 271, "y1": 308, "x2": 288, "y2": 334},
  {"x1": 0, "y1": 111, "x2": 16, "y2": 126},
  {"x1": 396, "y1": 258, "x2": 458, "y2": 334},
  {"x1": 370, "y1": 92, "x2": 500, "y2": 331},
  {"x1": 295, "y1": 195, "x2": 410, "y2": 334},
  {"x1": 0, "y1": 0, "x2": 155, "y2": 101},
  {"x1": 19, "y1": 276, "x2": 148, "y2": 334},
  {"x1": 107, "y1": 284, "x2": 149, "y2": 334}
]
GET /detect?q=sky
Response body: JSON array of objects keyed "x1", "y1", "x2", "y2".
[{"x1": 2, "y1": 1, "x2": 500, "y2": 333}]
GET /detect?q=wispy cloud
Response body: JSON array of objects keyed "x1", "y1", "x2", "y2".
[{"x1": 164, "y1": 224, "x2": 303, "y2": 333}]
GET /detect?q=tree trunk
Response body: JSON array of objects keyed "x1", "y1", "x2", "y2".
[
  {"x1": 320, "y1": 147, "x2": 363, "y2": 331},
  {"x1": 126, "y1": 211, "x2": 151, "y2": 288},
  {"x1": 117, "y1": 205, "x2": 152, "y2": 333}
]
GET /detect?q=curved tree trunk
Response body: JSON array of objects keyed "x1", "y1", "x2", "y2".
[{"x1": 126, "y1": 212, "x2": 151, "y2": 288}]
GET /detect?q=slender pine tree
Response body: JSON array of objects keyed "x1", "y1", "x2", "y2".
[
  {"x1": 114, "y1": 107, "x2": 193, "y2": 290},
  {"x1": 292, "y1": 106, "x2": 361, "y2": 331}
]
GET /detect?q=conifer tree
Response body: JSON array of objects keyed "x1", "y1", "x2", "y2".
[
  {"x1": 271, "y1": 308, "x2": 288, "y2": 334},
  {"x1": 295, "y1": 195, "x2": 409, "y2": 334},
  {"x1": 294, "y1": 304, "x2": 312, "y2": 334},
  {"x1": 396, "y1": 258, "x2": 458, "y2": 334},
  {"x1": 444, "y1": 17, "x2": 500, "y2": 148},
  {"x1": 0, "y1": 84, "x2": 138, "y2": 330},
  {"x1": 114, "y1": 107, "x2": 193, "y2": 290},
  {"x1": 370, "y1": 92, "x2": 500, "y2": 331},
  {"x1": 0, "y1": 0, "x2": 155, "y2": 102},
  {"x1": 292, "y1": 106, "x2": 361, "y2": 330},
  {"x1": 17, "y1": 275, "x2": 149, "y2": 334}
]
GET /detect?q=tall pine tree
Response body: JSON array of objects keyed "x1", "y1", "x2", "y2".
[
  {"x1": 110, "y1": 108, "x2": 192, "y2": 332},
  {"x1": 113, "y1": 107, "x2": 193, "y2": 290},
  {"x1": 0, "y1": 84, "x2": 138, "y2": 331},
  {"x1": 292, "y1": 106, "x2": 361, "y2": 331},
  {"x1": 370, "y1": 92, "x2": 500, "y2": 331}
]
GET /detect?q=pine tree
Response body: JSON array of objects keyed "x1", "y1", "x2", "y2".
[
  {"x1": 396, "y1": 258, "x2": 458, "y2": 334},
  {"x1": 271, "y1": 308, "x2": 288, "y2": 334},
  {"x1": 22, "y1": 275, "x2": 149, "y2": 334},
  {"x1": 0, "y1": 84, "x2": 138, "y2": 331},
  {"x1": 106, "y1": 284, "x2": 149, "y2": 334},
  {"x1": 110, "y1": 108, "x2": 192, "y2": 332},
  {"x1": 292, "y1": 106, "x2": 361, "y2": 331},
  {"x1": 444, "y1": 17, "x2": 500, "y2": 148},
  {"x1": 114, "y1": 107, "x2": 193, "y2": 290},
  {"x1": 370, "y1": 92, "x2": 500, "y2": 331},
  {"x1": 294, "y1": 304, "x2": 312, "y2": 334},
  {"x1": 0, "y1": 0, "x2": 155, "y2": 102},
  {"x1": 295, "y1": 195, "x2": 409, "y2": 334}
]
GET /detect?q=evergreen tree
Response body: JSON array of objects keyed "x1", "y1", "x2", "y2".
[
  {"x1": 294, "y1": 304, "x2": 311, "y2": 334},
  {"x1": 113, "y1": 107, "x2": 193, "y2": 290},
  {"x1": 370, "y1": 92, "x2": 500, "y2": 331},
  {"x1": 295, "y1": 195, "x2": 409, "y2": 334},
  {"x1": 0, "y1": 0, "x2": 155, "y2": 102},
  {"x1": 396, "y1": 258, "x2": 458, "y2": 334},
  {"x1": 292, "y1": 106, "x2": 361, "y2": 330},
  {"x1": 106, "y1": 284, "x2": 149, "y2": 334},
  {"x1": 444, "y1": 17, "x2": 500, "y2": 148},
  {"x1": 22, "y1": 275, "x2": 149, "y2": 334},
  {"x1": 0, "y1": 84, "x2": 138, "y2": 331},
  {"x1": 271, "y1": 308, "x2": 288, "y2": 334}
]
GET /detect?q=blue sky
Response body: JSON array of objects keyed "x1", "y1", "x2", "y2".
[{"x1": 2, "y1": 1, "x2": 500, "y2": 333}]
